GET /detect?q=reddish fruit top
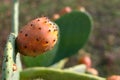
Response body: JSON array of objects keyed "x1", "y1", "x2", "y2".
[
  {"x1": 78, "y1": 55, "x2": 92, "y2": 68},
  {"x1": 59, "y1": 6, "x2": 72, "y2": 15},
  {"x1": 16, "y1": 17, "x2": 59, "y2": 57}
]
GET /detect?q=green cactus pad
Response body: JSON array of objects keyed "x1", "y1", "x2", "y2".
[
  {"x1": 20, "y1": 67, "x2": 105, "y2": 80},
  {"x1": 53, "y1": 11, "x2": 92, "y2": 63},
  {"x1": 1, "y1": 33, "x2": 21, "y2": 80}
]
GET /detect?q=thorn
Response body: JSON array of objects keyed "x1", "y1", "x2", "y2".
[{"x1": 13, "y1": 64, "x2": 17, "y2": 71}]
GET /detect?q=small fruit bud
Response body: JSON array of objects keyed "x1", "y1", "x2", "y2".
[
  {"x1": 52, "y1": 13, "x2": 60, "y2": 20},
  {"x1": 78, "y1": 6, "x2": 86, "y2": 12},
  {"x1": 59, "y1": 6, "x2": 72, "y2": 15},
  {"x1": 78, "y1": 55, "x2": 92, "y2": 68}
]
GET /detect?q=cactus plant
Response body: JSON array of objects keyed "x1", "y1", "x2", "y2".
[
  {"x1": 22, "y1": 11, "x2": 92, "y2": 67},
  {"x1": 1, "y1": 1, "x2": 107, "y2": 80}
]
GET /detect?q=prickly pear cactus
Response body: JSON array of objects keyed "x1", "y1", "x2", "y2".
[
  {"x1": 16, "y1": 17, "x2": 59, "y2": 56},
  {"x1": 1, "y1": 1, "x2": 107, "y2": 79},
  {"x1": 22, "y1": 10, "x2": 92, "y2": 67}
]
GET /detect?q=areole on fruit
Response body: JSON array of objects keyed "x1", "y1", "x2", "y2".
[{"x1": 16, "y1": 17, "x2": 59, "y2": 57}]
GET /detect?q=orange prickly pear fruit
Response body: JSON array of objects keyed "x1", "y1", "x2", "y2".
[{"x1": 16, "y1": 17, "x2": 59, "y2": 57}]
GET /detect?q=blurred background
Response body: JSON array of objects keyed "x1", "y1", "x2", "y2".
[{"x1": 0, "y1": 0, "x2": 120, "y2": 77}]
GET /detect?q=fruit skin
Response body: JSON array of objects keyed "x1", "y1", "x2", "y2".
[
  {"x1": 78, "y1": 55, "x2": 92, "y2": 68},
  {"x1": 16, "y1": 17, "x2": 58, "y2": 57}
]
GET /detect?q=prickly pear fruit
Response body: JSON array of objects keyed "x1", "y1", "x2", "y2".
[
  {"x1": 59, "y1": 6, "x2": 72, "y2": 15},
  {"x1": 16, "y1": 17, "x2": 59, "y2": 57},
  {"x1": 78, "y1": 55, "x2": 92, "y2": 68}
]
